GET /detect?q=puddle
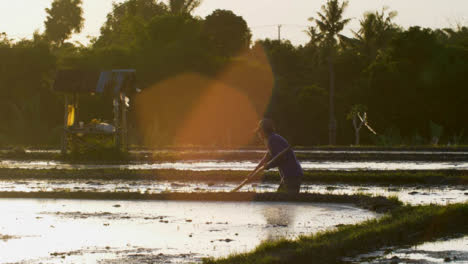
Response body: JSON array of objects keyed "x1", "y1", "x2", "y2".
[
  {"x1": 0, "y1": 199, "x2": 377, "y2": 263},
  {"x1": 1, "y1": 160, "x2": 468, "y2": 171},
  {"x1": 344, "y1": 236, "x2": 468, "y2": 263},
  {"x1": 299, "y1": 184, "x2": 468, "y2": 206},
  {"x1": 0, "y1": 181, "x2": 466, "y2": 205}
]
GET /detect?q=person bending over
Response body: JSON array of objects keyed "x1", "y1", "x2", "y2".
[{"x1": 255, "y1": 119, "x2": 303, "y2": 194}]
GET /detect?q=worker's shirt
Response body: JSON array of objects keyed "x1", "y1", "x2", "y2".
[{"x1": 262, "y1": 133, "x2": 303, "y2": 185}]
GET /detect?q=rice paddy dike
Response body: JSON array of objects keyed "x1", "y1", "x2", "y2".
[
  {"x1": 0, "y1": 168, "x2": 467, "y2": 185},
  {"x1": 1, "y1": 146, "x2": 468, "y2": 162}
]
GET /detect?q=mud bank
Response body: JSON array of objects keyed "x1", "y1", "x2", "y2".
[
  {"x1": 2, "y1": 148, "x2": 468, "y2": 162},
  {"x1": 0, "y1": 168, "x2": 467, "y2": 185}
]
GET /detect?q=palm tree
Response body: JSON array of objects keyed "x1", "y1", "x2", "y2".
[
  {"x1": 167, "y1": 0, "x2": 201, "y2": 14},
  {"x1": 305, "y1": 25, "x2": 323, "y2": 48},
  {"x1": 353, "y1": 8, "x2": 398, "y2": 60},
  {"x1": 309, "y1": 0, "x2": 350, "y2": 145}
]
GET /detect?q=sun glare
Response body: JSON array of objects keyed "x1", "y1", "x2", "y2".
[{"x1": 136, "y1": 45, "x2": 273, "y2": 149}]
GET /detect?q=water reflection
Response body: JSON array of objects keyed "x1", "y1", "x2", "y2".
[
  {"x1": 1, "y1": 160, "x2": 468, "y2": 171},
  {"x1": 345, "y1": 236, "x2": 468, "y2": 263},
  {"x1": 262, "y1": 204, "x2": 297, "y2": 241},
  {"x1": 22, "y1": 149, "x2": 468, "y2": 155},
  {"x1": 0, "y1": 199, "x2": 377, "y2": 263},
  {"x1": 0, "y1": 180, "x2": 465, "y2": 205}
]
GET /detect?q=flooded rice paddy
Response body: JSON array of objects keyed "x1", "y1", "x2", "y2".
[
  {"x1": 1, "y1": 150, "x2": 466, "y2": 263},
  {"x1": 22, "y1": 149, "x2": 468, "y2": 155},
  {"x1": 0, "y1": 180, "x2": 466, "y2": 205},
  {"x1": 345, "y1": 236, "x2": 468, "y2": 263},
  {"x1": 1, "y1": 160, "x2": 468, "y2": 171},
  {"x1": 0, "y1": 199, "x2": 377, "y2": 263}
]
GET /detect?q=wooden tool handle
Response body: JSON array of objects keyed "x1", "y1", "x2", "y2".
[{"x1": 231, "y1": 146, "x2": 292, "y2": 192}]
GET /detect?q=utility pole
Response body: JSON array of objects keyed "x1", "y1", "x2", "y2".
[{"x1": 278, "y1": 25, "x2": 282, "y2": 41}]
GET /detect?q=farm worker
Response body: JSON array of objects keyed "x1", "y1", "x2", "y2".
[{"x1": 254, "y1": 119, "x2": 303, "y2": 194}]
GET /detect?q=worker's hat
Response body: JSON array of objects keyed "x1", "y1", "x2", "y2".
[{"x1": 255, "y1": 119, "x2": 275, "y2": 135}]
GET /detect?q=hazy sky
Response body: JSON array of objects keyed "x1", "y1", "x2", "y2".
[{"x1": 1, "y1": 0, "x2": 468, "y2": 45}]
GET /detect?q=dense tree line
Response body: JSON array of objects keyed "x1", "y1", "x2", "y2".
[{"x1": 0, "y1": 0, "x2": 467, "y2": 147}]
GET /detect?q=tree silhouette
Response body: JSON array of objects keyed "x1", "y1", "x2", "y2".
[
  {"x1": 203, "y1": 9, "x2": 252, "y2": 56},
  {"x1": 44, "y1": 0, "x2": 84, "y2": 46},
  {"x1": 2, "y1": 1, "x2": 468, "y2": 147},
  {"x1": 305, "y1": 25, "x2": 323, "y2": 48},
  {"x1": 353, "y1": 8, "x2": 399, "y2": 60},
  {"x1": 309, "y1": 0, "x2": 351, "y2": 145},
  {"x1": 96, "y1": 0, "x2": 168, "y2": 47},
  {"x1": 167, "y1": 0, "x2": 202, "y2": 14}
]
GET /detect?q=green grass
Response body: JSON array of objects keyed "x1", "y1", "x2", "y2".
[
  {"x1": 204, "y1": 203, "x2": 468, "y2": 264},
  {"x1": 0, "y1": 168, "x2": 466, "y2": 185}
]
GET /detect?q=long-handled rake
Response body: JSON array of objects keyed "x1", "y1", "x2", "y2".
[{"x1": 231, "y1": 146, "x2": 291, "y2": 192}]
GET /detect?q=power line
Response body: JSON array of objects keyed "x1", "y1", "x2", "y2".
[
  {"x1": 251, "y1": 24, "x2": 309, "y2": 29},
  {"x1": 250, "y1": 24, "x2": 280, "y2": 29},
  {"x1": 281, "y1": 24, "x2": 310, "y2": 27},
  {"x1": 251, "y1": 24, "x2": 310, "y2": 42}
]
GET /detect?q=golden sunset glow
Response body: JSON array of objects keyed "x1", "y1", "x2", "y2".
[{"x1": 136, "y1": 45, "x2": 273, "y2": 148}]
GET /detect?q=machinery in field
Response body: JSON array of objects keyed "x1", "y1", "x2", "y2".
[{"x1": 53, "y1": 69, "x2": 136, "y2": 155}]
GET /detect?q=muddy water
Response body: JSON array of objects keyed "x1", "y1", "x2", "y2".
[
  {"x1": 1, "y1": 160, "x2": 468, "y2": 171},
  {"x1": 22, "y1": 149, "x2": 468, "y2": 155},
  {"x1": 1, "y1": 180, "x2": 467, "y2": 205},
  {"x1": 345, "y1": 236, "x2": 468, "y2": 263},
  {"x1": 0, "y1": 199, "x2": 377, "y2": 263}
]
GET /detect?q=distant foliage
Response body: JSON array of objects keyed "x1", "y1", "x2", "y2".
[
  {"x1": 167, "y1": 0, "x2": 202, "y2": 14},
  {"x1": 351, "y1": 8, "x2": 400, "y2": 60},
  {"x1": 0, "y1": 37, "x2": 59, "y2": 146},
  {"x1": 372, "y1": 127, "x2": 403, "y2": 146},
  {"x1": 1, "y1": 0, "x2": 468, "y2": 146},
  {"x1": 44, "y1": 0, "x2": 84, "y2": 46},
  {"x1": 311, "y1": 0, "x2": 351, "y2": 48},
  {"x1": 96, "y1": 0, "x2": 168, "y2": 47},
  {"x1": 203, "y1": 9, "x2": 252, "y2": 56},
  {"x1": 429, "y1": 121, "x2": 444, "y2": 145},
  {"x1": 450, "y1": 130, "x2": 465, "y2": 146}
]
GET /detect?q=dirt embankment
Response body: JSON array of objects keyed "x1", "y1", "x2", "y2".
[
  {"x1": 1, "y1": 147, "x2": 468, "y2": 162},
  {"x1": 0, "y1": 168, "x2": 467, "y2": 185}
]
